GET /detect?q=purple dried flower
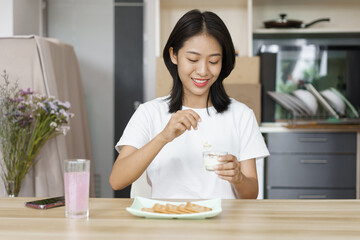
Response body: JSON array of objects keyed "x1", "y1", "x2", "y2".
[
  {"x1": 10, "y1": 97, "x2": 24, "y2": 103},
  {"x1": 17, "y1": 112, "x2": 33, "y2": 127},
  {"x1": 20, "y1": 88, "x2": 34, "y2": 96},
  {"x1": 23, "y1": 113, "x2": 31, "y2": 118}
]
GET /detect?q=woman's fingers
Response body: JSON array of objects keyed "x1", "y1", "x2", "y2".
[
  {"x1": 175, "y1": 110, "x2": 201, "y2": 130},
  {"x1": 177, "y1": 115, "x2": 192, "y2": 130},
  {"x1": 161, "y1": 109, "x2": 202, "y2": 142},
  {"x1": 215, "y1": 169, "x2": 239, "y2": 177},
  {"x1": 175, "y1": 122, "x2": 187, "y2": 133},
  {"x1": 187, "y1": 110, "x2": 202, "y2": 124},
  {"x1": 215, "y1": 155, "x2": 238, "y2": 170},
  {"x1": 217, "y1": 176, "x2": 235, "y2": 182},
  {"x1": 215, "y1": 161, "x2": 238, "y2": 171},
  {"x1": 184, "y1": 114, "x2": 199, "y2": 130},
  {"x1": 214, "y1": 154, "x2": 242, "y2": 182}
]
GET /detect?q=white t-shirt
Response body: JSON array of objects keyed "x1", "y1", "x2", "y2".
[{"x1": 115, "y1": 97, "x2": 269, "y2": 199}]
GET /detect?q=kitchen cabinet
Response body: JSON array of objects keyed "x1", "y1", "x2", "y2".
[
  {"x1": 146, "y1": 0, "x2": 360, "y2": 60},
  {"x1": 156, "y1": 0, "x2": 252, "y2": 57},
  {"x1": 267, "y1": 189, "x2": 355, "y2": 199},
  {"x1": 265, "y1": 132, "x2": 357, "y2": 199}
]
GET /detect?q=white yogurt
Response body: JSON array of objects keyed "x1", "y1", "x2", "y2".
[{"x1": 203, "y1": 151, "x2": 227, "y2": 171}]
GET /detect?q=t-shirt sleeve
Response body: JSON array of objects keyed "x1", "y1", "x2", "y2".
[
  {"x1": 238, "y1": 110, "x2": 270, "y2": 161},
  {"x1": 115, "y1": 104, "x2": 151, "y2": 153}
]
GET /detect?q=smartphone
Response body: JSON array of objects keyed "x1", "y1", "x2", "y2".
[{"x1": 25, "y1": 196, "x2": 65, "y2": 209}]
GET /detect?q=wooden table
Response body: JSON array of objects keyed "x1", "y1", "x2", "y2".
[{"x1": 1, "y1": 198, "x2": 360, "y2": 239}]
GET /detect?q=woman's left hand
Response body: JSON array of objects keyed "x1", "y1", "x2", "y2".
[{"x1": 213, "y1": 154, "x2": 244, "y2": 184}]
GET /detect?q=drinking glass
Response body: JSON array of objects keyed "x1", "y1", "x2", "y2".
[
  {"x1": 64, "y1": 159, "x2": 90, "y2": 218},
  {"x1": 202, "y1": 151, "x2": 228, "y2": 171}
]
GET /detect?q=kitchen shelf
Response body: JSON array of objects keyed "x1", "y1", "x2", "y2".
[
  {"x1": 254, "y1": 28, "x2": 360, "y2": 34},
  {"x1": 252, "y1": 0, "x2": 360, "y2": 37},
  {"x1": 158, "y1": 0, "x2": 252, "y2": 57}
]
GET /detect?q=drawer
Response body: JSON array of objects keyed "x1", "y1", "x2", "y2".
[
  {"x1": 267, "y1": 188, "x2": 355, "y2": 199},
  {"x1": 267, "y1": 132, "x2": 356, "y2": 154},
  {"x1": 266, "y1": 154, "x2": 356, "y2": 188}
]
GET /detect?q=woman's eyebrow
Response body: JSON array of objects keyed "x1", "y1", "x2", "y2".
[{"x1": 186, "y1": 51, "x2": 221, "y2": 57}]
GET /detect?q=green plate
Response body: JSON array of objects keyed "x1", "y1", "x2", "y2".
[{"x1": 126, "y1": 197, "x2": 222, "y2": 219}]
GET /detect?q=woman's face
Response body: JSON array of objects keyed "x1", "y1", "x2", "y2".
[{"x1": 170, "y1": 33, "x2": 222, "y2": 107}]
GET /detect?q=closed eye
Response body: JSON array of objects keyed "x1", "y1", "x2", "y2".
[
  {"x1": 188, "y1": 58, "x2": 197, "y2": 63},
  {"x1": 209, "y1": 61, "x2": 219, "y2": 65}
]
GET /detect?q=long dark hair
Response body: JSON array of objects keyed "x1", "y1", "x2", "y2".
[{"x1": 163, "y1": 9, "x2": 235, "y2": 113}]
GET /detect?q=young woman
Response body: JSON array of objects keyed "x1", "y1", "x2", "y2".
[{"x1": 109, "y1": 9, "x2": 269, "y2": 199}]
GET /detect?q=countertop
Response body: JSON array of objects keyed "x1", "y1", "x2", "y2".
[
  {"x1": 260, "y1": 122, "x2": 360, "y2": 133},
  {"x1": 1, "y1": 197, "x2": 360, "y2": 239}
]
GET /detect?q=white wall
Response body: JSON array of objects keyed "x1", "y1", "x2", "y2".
[
  {"x1": 143, "y1": 0, "x2": 158, "y2": 101},
  {"x1": 13, "y1": 0, "x2": 42, "y2": 36},
  {"x1": 0, "y1": 0, "x2": 42, "y2": 37},
  {"x1": 0, "y1": 0, "x2": 13, "y2": 36},
  {"x1": 48, "y1": 0, "x2": 114, "y2": 197}
]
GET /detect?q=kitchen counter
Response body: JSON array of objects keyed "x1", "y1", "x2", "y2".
[
  {"x1": 260, "y1": 122, "x2": 360, "y2": 133},
  {"x1": 1, "y1": 197, "x2": 360, "y2": 239}
]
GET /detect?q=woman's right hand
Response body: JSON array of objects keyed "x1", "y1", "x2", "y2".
[{"x1": 159, "y1": 109, "x2": 201, "y2": 143}]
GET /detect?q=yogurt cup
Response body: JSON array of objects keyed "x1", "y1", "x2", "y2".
[{"x1": 202, "y1": 151, "x2": 227, "y2": 171}]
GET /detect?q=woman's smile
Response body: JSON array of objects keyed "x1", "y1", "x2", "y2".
[{"x1": 192, "y1": 78, "x2": 210, "y2": 87}]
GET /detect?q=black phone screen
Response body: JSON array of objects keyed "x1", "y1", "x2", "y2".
[{"x1": 25, "y1": 196, "x2": 65, "y2": 209}]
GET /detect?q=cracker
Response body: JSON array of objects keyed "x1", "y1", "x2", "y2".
[
  {"x1": 186, "y1": 203, "x2": 212, "y2": 213},
  {"x1": 141, "y1": 208, "x2": 155, "y2": 213},
  {"x1": 165, "y1": 204, "x2": 184, "y2": 214},
  {"x1": 152, "y1": 203, "x2": 168, "y2": 213},
  {"x1": 177, "y1": 204, "x2": 194, "y2": 214},
  {"x1": 140, "y1": 202, "x2": 212, "y2": 215}
]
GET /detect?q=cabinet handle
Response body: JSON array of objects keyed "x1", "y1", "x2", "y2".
[
  {"x1": 300, "y1": 159, "x2": 328, "y2": 164},
  {"x1": 299, "y1": 137, "x2": 327, "y2": 142},
  {"x1": 298, "y1": 195, "x2": 327, "y2": 199}
]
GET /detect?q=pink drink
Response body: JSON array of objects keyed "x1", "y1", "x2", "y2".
[{"x1": 64, "y1": 171, "x2": 90, "y2": 218}]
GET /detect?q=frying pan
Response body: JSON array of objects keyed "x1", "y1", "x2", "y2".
[{"x1": 264, "y1": 14, "x2": 330, "y2": 28}]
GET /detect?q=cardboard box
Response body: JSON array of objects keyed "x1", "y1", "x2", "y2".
[
  {"x1": 224, "y1": 83, "x2": 261, "y2": 125},
  {"x1": 224, "y1": 56, "x2": 260, "y2": 84},
  {"x1": 156, "y1": 56, "x2": 260, "y2": 98},
  {"x1": 156, "y1": 57, "x2": 172, "y2": 98}
]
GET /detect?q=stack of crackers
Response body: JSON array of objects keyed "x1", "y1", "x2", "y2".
[{"x1": 142, "y1": 202, "x2": 212, "y2": 214}]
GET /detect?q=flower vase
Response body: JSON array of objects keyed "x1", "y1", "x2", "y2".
[
  {"x1": 0, "y1": 72, "x2": 73, "y2": 199},
  {"x1": 6, "y1": 180, "x2": 18, "y2": 197}
]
